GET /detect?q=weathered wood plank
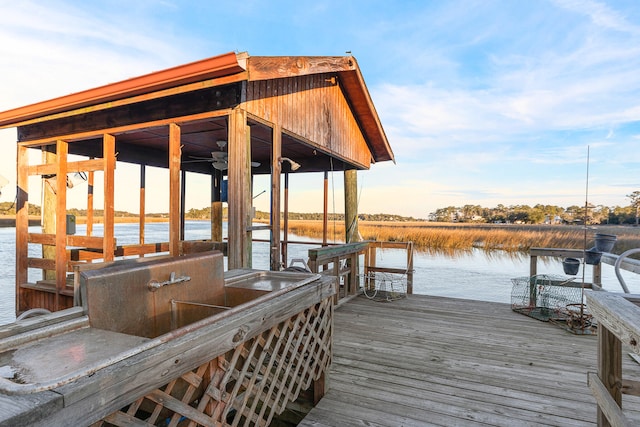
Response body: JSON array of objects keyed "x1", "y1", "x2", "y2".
[
  {"x1": 588, "y1": 372, "x2": 634, "y2": 427},
  {"x1": 586, "y1": 291, "x2": 640, "y2": 355},
  {"x1": 28, "y1": 158, "x2": 105, "y2": 176},
  {"x1": 0, "y1": 391, "x2": 63, "y2": 427},
  {"x1": 308, "y1": 241, "x2": 369, "y2": 262},
  {"x1": 300, "y1": 295, "x2": 640, "y2": 427}
]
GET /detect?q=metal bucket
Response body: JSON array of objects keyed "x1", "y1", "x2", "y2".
[
  {"x1": 585, "y1": 247, "x2": 602, "y2": 265},
  {"x1": 562, "y1": 258, "x2": 580, "y2": 275},
  {"x1": 594, "y1": 233, "x2": 617, "y2": 253}
]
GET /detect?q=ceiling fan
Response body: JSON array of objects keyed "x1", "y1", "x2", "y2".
[{"x1": 184, "y1": 140, "x2": 260, "y2": 171}]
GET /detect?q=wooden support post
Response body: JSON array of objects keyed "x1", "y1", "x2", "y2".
[
  {"x1": 87, "y1": 168, "x2": 94, "y2": 237},
  {"x1": 227, "y1": 109, "x2": 251, "y2": 269},
  {"x1": 529, "y1": 254, "x2": 538, "y2": 306},
  {"x1": 16, "y1": 144, "x2": 29, "y2": 314},
  {"x1": 407, "y1": 242, "x2": 414, "y2": 294},
  {"x1": 169, "y1": 123, "x2": 181, "y2": 256},
  {"x1": 598, "y1": 325, "x2": 622, "y2": 427},
  {"x1": 270, "y1": 125, "x2": 281, "y2": 271},
  {"x1": 283, "y1": 172, "x2": 289, "y2": 268},
  {"x1": 55, "y1": 139, "x2": 68, "y2": 311},
  {"x1": 344, "y1": 169, "x2": 359, "y2": 291},
  {"x1": 180, "y1": 169, "x2": 186, "y2": 242},
  {"x1": 103, "y1": 134, "x2": 115, "y2": 262},
  {"x1": 530, "y1": 254, "x2": 538, "y2": 277},
  {"x1": 323, "y1": 171, "x2": 328, "y2": 246},
  {"x1": 139, "y1": 165, "x2": 145, "y2": 245},
  {"x1": 42, "y1": 149, "x2": 57, "y2": 281},
  {"x1": 344, "y1": 169, "x2": 358, "y2": 243},
  {"x1": 313, "y1": 371, "x2": 326, "y2": 405},
  {"x1": 211, "y1": 169, "x2": 223, "y2": 242},
  {"x1": 594, "y1": 262, "x2": 602, "y2": 288}
]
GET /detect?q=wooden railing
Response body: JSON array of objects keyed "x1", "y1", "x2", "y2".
[
  {"x1": 364, "y1": 241, "x2": 414, "y2": 294},
  {"x1": 541, "y1": 249, "x2": 640, "y2": 426},
  {"x1": 529, "y1": 248, "x2": 602, "y2": 287},
  {"x1": 307, "y1": 241, "x2": 414, "y2": 304},
  {"x1": 530, "y1": 248, "x2": 640, "y2": 293},
  {"x1": 586, "y1": 291, "x2": 640, "y2": 427},
  {"x1": 308, "y1": 242, "x2": 369, "y2": 304}
]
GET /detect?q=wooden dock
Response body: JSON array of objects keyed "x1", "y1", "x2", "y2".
[{"x1": 299, "y1": 294, "x2": 640, "y2": 426}]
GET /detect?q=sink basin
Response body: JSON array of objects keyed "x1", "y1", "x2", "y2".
[{"x1": 0, "y1": 252, "x2": 322, "y2": 395}]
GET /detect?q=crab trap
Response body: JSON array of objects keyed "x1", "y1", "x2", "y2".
[
  {"x1": 361, "y1": 271, "x2": 407, "y2": 302},
  {"x1": 511, "y1": 274, "x2": 595, "y2": 334}
]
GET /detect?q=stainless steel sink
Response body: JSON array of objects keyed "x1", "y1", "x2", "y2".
[{"x1": 0, "y1": 252, "x2": 321, "y2": 394}]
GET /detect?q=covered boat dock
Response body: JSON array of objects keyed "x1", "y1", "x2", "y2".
[{"x1": 0, "y1": 51, "x2": 394, "y2": 315}]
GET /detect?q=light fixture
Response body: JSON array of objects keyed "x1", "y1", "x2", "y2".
[{"x1": 279, "y1": 157, "x2": 301, "y2": 171}]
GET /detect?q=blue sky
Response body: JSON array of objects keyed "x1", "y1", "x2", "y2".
[{"x1": 1, "y1": 0, "x2": 640, "y2": 218}]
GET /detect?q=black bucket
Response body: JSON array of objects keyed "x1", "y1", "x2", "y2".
[
  {"x1": 562, "y1": 257, "x2": 580, "y2": 275},
  {"x1": 585, "y1": 247, "x2": 602, "y2": 265}
]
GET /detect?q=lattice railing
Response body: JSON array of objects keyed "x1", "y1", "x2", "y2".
[{"x1": 93, "y1": 296, "x2": 333, "y2": 427}]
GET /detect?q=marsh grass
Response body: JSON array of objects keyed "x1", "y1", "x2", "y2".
[{"x1": 284, "y1": 220, "x2": 640, "y2": 255}]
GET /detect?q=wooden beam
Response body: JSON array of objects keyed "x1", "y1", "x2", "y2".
[
  {"x1": 103, "y1": 134, "x2": 115, "y2": 262},
  {"x1": 87, "y1": 168, "x2": 94, "y2": 237},
  {"x1": 139, "y1": 165, "x2": 145, "y2": 245},
  {"x1": 169, "y1": 123, "x2": 181, "y2": 256},
  {"x1": 323, "y1": 171, "x2": 328, "y2": 246},
  {"x1": 16, "y1": 109, "x2": 232, "y2": 148},
  {"x1": 211, "y1": 169, "x2": 223, "y2": 242},
  {"x1": 270, "y1": 125, "x2": 281, "y2": 271},
  {"x1": 598, "y1": 325, "x2": 622, "y2": 427},
  {"x1": 55, "y1": 139, "x2": 69, "y2": 311},
  {"x1": 180, "y1": 169, "x2": 186, "y2": 241},
  {"x1": 227, "y1": 108, "x2": 251, "y2": 269},
  {"x1": 16, "y1": 145, "x2": 29, "y2": 314},
  {"x1": 344, "y1": 169, "x2": 358, "y2": 243},
  {"x1": 28, "y1": 158, "x2": 105, "y2": 176},
  {"x1": 42, "y1": 150, "x2": 57, "y2": 282},
  {"x1": 18, "y1": 84, "x2": 241, "y2": 142},
  {"x1": 283, "y1": 172, "x2": 289, "y2": 268},
  {"x1": 5, "y1": 71, "x2": 247, "y2": 129},
  {"x1": 247, "y1": 56, "x2": 356, "y2": 80}
]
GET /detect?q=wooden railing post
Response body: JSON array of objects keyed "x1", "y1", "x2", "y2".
[
  {"x1": 598, "y1": 325, "x2": 622, "y2": 427},
  {"x1": 530, "y1": 254, "x2": 538, "y2": 277},
  {"x1": 407, "y1": 242, "x2": 414, "y2": 295}
]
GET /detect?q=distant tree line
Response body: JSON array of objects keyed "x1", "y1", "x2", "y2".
[{"x1": 429, "y1": 201, "x2": 640, "y2": 225}]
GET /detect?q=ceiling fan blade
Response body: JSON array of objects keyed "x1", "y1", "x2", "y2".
[
  {"x1": 182, "y1": 158, "x2": 213, "y2": 163},
  {"x1": 212, "y1": 161, "x2": 228, "y2": 170},
  {"x1": 211, "y1": 152, "x2": 227, "y2": 160}
]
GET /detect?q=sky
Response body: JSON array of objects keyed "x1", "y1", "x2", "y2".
[{"x1": 1, "y1": 0, "x2": 640, "y2": 219}]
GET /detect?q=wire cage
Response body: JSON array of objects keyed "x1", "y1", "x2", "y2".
[
  {"x1": 361, "y1": 271, "x2": 407, "y2": 302},
  {"x1": 511, "y1": 274, "x2": 587, "y2": 323}
]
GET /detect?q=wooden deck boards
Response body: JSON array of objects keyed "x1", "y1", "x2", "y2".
[{"x1": 299, "y1": 294, "x2": 640, "y2": 426}]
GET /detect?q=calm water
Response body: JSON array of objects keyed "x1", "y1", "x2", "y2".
[{"x1": 0, "y1": 221, "x2": 638, "y2": 325}]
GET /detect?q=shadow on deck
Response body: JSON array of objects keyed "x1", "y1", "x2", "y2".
[{"x1": 299, "y1": 294, "x2": 640, "y2": 427}]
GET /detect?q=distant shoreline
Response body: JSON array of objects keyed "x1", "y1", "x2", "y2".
[{"x1": 0, "y1": 215, "x2": 177, "y2": 227}]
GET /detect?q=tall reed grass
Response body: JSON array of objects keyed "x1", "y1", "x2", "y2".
[{"x1": 285, "y1": 220, "x2": 640, "y2": 255}]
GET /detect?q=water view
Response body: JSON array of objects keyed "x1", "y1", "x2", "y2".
[{"x1": 0, "y1": 221, "x2": 638, "y2": 325}]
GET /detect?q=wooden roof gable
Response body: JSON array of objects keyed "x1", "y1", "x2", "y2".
[{"x1": 0, "y1": 52, "x2": 394, "y2": 163}]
